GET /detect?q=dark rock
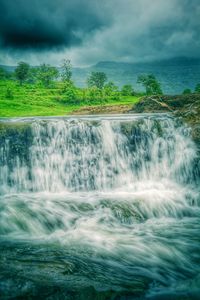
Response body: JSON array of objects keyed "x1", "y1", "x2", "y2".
[{"x1": 130, "y1": 94, "x2": 200, "y2": 146}]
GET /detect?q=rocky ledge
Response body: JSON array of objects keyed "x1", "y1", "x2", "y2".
[{"x1": 131, "y1": 94, "x2": 200, "y2": 146}]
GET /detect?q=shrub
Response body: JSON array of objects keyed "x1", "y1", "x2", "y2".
[
  {"x1": 60, "y1": 83, "x2": 79, "y2": 104},
  {"x1": 104, "y1": 82, "x2": 120, "y2": 100},
  {"x1": 121, "y1": 84, "x2": 134, "y2": 96},
  {"x1": 182, "y1": 88, "x2": 192, "y2": 95},
  {"x1": 87, "y1": 87, "x2": 103, "y2": 102},
  {"x1": 195, "y1": 83, "x2": 200, "y2": 93},
  {"x1": 5, "y1": 87, "x2": 14, "y2": 99}
]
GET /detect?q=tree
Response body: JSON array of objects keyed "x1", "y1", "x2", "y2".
[
  {"x1": 37, "y1": 64, "x2": 59, "y2": 87},
  {"x1": 5, "y1": 86, "x2": 14, "y2": 99},
  {"x1": 104, "y1": 81, "x2": 120, "y2": 100},
  {"x1": 182, "y1": 88, "x2": 192, "y2": 95},
  {"x1": 195, "y1": 83, "x2": 200, "y2": 93},
  {"x1": 15, "y1": 62, "x2": 30, "y2": 85},
  {"x1": 87, "y1": 72, "x2": 107, "y2": 89},
  {"x1": 137, "y1": 74, "x2": 162, "y2": 95},
  {"x1": 121, "y1": 84, "x2": 134, "y2": 96},
  {"x1": 28, "y1": 67, "x2": 40, "y2": 84},
  {"x1": 61, "y1": 59, "x2": 72, "y2": 83}
]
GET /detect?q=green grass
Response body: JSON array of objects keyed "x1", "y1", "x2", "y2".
[{"x1": 0, "y1": 80, "x2": 140, "y2": 117}]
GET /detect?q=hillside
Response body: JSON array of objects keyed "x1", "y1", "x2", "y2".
[{"x1": 0, "y1": 80, "x2": 140, "y2": 117}]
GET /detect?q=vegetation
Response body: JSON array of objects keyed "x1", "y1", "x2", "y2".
[
  {"x1": 0, "y1": 67, "x2": 11, "y2": 80},
  {"x1": 104, "y1": 82, "x2": 120, "y2": 100},
  {"x1": 35, "y1": 64, "x2": 59, "y2": 87},
  {"x1": 87, "y1": 72, "x2": 107, "y2": 89},
  {"x1": 137, "y1": 74, "x2": 163, "y2": 95},
  {"x1": 1, "y1": 60, "x2": 199, "y2": 118},
  {"x1": 15, "y1": 62, "x2": 30, "y2": 85},
  {"x1": 121, "y1": 84, "x2": 134, "y2": 96},
  {"x1": 182, "y1": 83, "x2": 200, "y2": 95},
  {"x1": 0, "y1": 79, "x2": 139, "y2": 117},
  {"x1": 60, "y1": 59, "x2": 72, "y2": 83},
  {"x1": 182, "y1": 88, "x2": 192, "y2": 95},
  {"x1": 195, "y1": 83, "x2": 200, "y2": 93}
]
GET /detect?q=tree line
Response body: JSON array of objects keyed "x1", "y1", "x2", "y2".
[{"x1": 1, "y1": 60, "x2": 200, "y2": 104}]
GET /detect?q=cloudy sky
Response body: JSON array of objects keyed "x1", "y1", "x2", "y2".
[{"x1": 0, "y1": 0, "x2": 199, "y2": 66}]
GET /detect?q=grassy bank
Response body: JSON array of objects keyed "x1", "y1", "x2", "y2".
[{"x1": 0, "y1": 80, "x2": 140, "y2": 117}]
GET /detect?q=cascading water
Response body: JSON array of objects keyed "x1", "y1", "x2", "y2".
[{"x1": 0, "y1": 114, "x2": 199, "y2": 300}]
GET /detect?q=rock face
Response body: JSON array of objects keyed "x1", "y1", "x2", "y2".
[{"x1": 131, "y1": 94, "x2": 200, "y2": 146}]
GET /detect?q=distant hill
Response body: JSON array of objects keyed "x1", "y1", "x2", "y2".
[
  {"x1": 93, "y1": 57, "x2": 200, "y2": 69},
  {"x1": 1, "y1": 57, "x2": 200, "y2": 94},
  {"x1": 89, "y1": 57, "x2": 200, "y2": 94},
  {"x1": 0, "y1": 65, "x2": 16, "y2": 72},
  {"x1": 93, "y1": 61, "x2": 134, "y2": 70}
]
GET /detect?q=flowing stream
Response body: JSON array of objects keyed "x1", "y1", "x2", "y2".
[{"x1": 0, "y1": 114, "x2": 199, "y2": 299}]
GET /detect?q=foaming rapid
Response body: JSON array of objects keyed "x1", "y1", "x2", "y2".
[{"x1": 0, "y1": 114, "x2": 199, "y2": 299}]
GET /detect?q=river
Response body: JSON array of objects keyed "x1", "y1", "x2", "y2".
[{"x1": 0, "y1": 114, "x2": 199, "y2": 299}]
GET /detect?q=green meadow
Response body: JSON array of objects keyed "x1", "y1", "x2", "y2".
[{"x1": 0, "y1": 80, "x2": 140, "y2": 117}]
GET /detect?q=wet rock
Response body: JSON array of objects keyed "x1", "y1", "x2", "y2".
[{"x1": 130, "y1": 94, "x2": 200, "y2": 146}]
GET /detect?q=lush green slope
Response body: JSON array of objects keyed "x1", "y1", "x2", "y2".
[{"x1": 0, "y1": 80, "x2": 140, "y2": 117}]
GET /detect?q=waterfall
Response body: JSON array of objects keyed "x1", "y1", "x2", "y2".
[
  {"x1": 0, "y1": 114, "x2": 199, "y2": 299},
  {"x1": 0, "y1": 114, "x2": 198, "y2": 193}
]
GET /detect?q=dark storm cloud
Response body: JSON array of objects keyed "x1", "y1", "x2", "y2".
[
  {"x1": 78, "y1": 0, "x2": 200, "y2": 64},
  {"x1": 0, "y1": 0, "x2": 200, "y2": 65},
  {"x1": 0, "y1": 0, "x2": 110, "y2": 49}
]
